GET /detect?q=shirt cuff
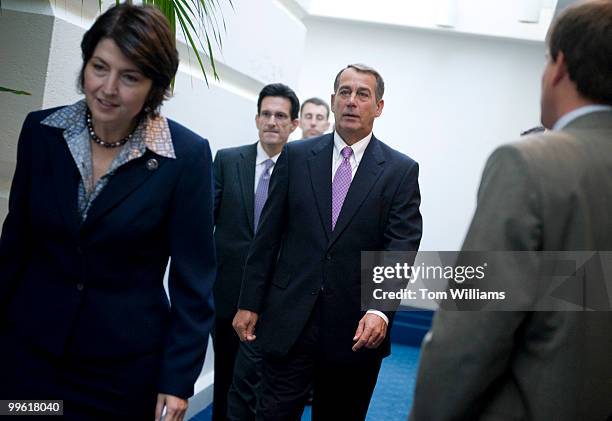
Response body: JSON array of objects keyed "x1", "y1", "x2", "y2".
[{"x1": 366, "y1": 310, "x2": 388, "y2": 325}]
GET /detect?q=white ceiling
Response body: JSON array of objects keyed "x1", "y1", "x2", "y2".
[{"x1": 303, "y1": 0, "x2": 560, "y2": 42}]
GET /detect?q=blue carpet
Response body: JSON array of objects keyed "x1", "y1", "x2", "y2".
[
  {"x1": 191, "y1": 405, "x2": 212, "y2": 421},
  {"x1": 190, "y1": 343, "x2": 420, "y2": 420}
]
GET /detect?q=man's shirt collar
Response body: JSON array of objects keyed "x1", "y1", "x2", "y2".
[
  {"x1": 553, "y1": 105, "x2": 612, "y2": 131},
  {"x1": 333, "y1": 131, "x2": 372, "y2": 164},
  {"x1": 256, "y1": 140, "x2": 281, "y2": 165}
]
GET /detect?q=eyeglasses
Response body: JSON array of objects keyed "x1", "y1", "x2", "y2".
[{"x1": 259, "y1": 111, "x2": 290, "y2": 122}]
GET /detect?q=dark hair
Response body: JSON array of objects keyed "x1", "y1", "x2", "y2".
[
  {"x1": 257, "y1": 83, "x2": 300, "y2": 120},
  {"x1": 78, "y1": 3, "x2": 179, "y2": 118},
  {"x1": 333, "y1": 64, "x2": 385, "y2": 102},
  {"x1": 300, "y1": 97, "x2": 330, "y2": 119},
  {"x1": 547, "y1": 0, "x2": 612, "y2": 104}
]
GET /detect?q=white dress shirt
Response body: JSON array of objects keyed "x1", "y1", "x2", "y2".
[
  {"x1": 331, "y1": 131, "x2": 372, "y2": 180},
  {"x1": 331, "y1": 131, "x2": 389, "y2": 326},
  {"x1": 254, "y1": 141, "x2": 281, "y2": 193}
]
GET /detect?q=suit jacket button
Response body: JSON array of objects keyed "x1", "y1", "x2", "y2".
[
  {"x1": 326, "y1": 254, "x2": 332, "y2": 261},
  {"x1": 76, "y1": 283, "x2": 84, "y2": 291},
  {"x1": 76, "y1": 246, "x2": 83, "y2": 255}
]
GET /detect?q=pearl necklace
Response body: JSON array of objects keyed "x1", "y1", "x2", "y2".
[{"x1": 86, "y1": 110, "x2": 135, "y2": 148}]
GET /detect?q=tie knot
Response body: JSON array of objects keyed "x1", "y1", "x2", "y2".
[
  {"x1": 341, "y1": 146, "x2": 353, "y2": 159},
  {"x1": 263, "y1": 159, "x2": 274, "y2": 172}
]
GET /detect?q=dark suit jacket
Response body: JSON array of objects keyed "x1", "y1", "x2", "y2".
[
  {"x1": 238, "y1": 133, "x2": 422, "y2": 362},
  {"x1": 411, "y1": 111, "x2": 612, "y2": 421},
  {"x1": 0, "y1": 107, "x2": 216, "y2": 399},
  {"x1": 213, "y1": 143, "x2": 258, "y2": 319}
]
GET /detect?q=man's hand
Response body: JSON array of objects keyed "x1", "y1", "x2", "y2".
[
  {"x1": 232, "y1": 309, "x2": 259, "y2": 342},
  {"x1": 352, "y1": 313, "x2": 387, "y2": 351},
  {"x1": 155, "y1": 393, "x2": 188, "y2": 421}
]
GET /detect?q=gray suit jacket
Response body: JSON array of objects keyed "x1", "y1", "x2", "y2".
[{"x1": 410, "y1": 110, "x2": 612, "y2": 421}]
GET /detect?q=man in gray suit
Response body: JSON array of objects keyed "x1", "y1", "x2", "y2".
[{"x1": 410, "y1": 1, "x2": 612, "y2": 420}]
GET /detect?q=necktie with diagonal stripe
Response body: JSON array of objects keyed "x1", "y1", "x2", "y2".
[
  {"x1": 331, "y1": 146, "x2": 353, "y2": 230},
  {"x1": 254, "y1": 159, "x2": 274, "y2": 231}
]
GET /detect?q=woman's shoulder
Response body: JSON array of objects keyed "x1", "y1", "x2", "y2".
[
  {"x1": 24, "y1": 105, "x2": 69, "y2": 126},
  {"x1": 166, "y1": 117, "x2": 210, "y2": 155},
  {"x1": 23, "y1": 101, "x2": 89, "y2": 131}
]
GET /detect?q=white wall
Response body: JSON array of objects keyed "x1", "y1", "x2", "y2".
[
  {"x1": 163, "y1": 0, "x2": 307, "y2": 151},
  {"x1": 298, "y1": 17, "x2": 545, "y2": 252},
  {"x1": 0, "y1": 7, "x2": 54, "y2": 220}
]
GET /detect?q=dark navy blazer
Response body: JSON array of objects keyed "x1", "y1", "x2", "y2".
[
  {"x1": 212, "y1": 142, "x2": 258, "y2": 319},
  {"x1": 239, "y1": 133, "x2": 422, "y2": 362},
  {"x1": 0, "y1": 107, "x2": 216, "y2": 399}
]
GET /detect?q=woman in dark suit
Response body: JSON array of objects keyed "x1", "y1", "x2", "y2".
[{"x1": 0, "y1": 4, "x2": 215, "y2": 420}]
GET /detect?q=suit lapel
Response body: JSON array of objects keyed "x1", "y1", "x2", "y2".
[
  {"x1": 82, "y1": 151, "x2": 166, "y2": 230},
  {"x1": 307, "y1": 135, "x2": 334, "y2": 242},
  {"x1": 238, "y1": 143, "x2": 257, "y2": 233},
  {"x1": 329, "y1": 135, "x2": 385, "y2": 247},
  {"x1": 46, "y1": 127, "x2": 80, "y2": 240}
]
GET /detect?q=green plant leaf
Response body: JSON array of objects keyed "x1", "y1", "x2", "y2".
[
  {"x1": 174, "y1": 1, "x2": 211, "y2": 84},
  {"x1": 141, "y1": 0, "x2": 230, "y2": 85},
  {"x1": 0, "y1": 86, "x2": 32, "y2": 96}
]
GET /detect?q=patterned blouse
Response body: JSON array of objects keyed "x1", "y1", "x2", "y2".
[{"x1": 41, "y1": 100, "x2": 176, "y2": 222}]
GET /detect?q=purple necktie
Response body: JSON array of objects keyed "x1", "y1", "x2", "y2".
[
  {"x1": 332, "y1": 146, "x2": 353, "y2": 230},
  {"x1": 254, "y1": 159, "x2": 274, "y2": 231}
]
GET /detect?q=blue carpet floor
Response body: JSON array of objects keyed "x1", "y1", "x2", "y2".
[{"x1": 190, "y1": 343, "x2": 420, "y2": 421}]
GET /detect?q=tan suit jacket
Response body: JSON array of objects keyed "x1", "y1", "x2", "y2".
[{"x1": 411, "y1": 110, "x2": 612, "y2": 421}]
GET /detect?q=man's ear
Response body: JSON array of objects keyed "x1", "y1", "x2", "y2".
[
  {"x1": 551, "y1": 51, "x2": 568, "y2": 86},
  {"x1": 375, "y1": 99, "x2": 385, "y2": 117},
  {"x1": 290, "y1": 118, "x2": 299, "y2": 133}
]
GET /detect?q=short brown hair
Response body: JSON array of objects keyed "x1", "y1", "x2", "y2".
[
  {"x1": 78, "y1": 3, "x2": 179, "y2": 118},
  {"x1": 547, "y1": 0, "x2": 612, "y2": 104},
  {"x1": 333, "y1": 64, "x2": 385, "y2": 102},
  {"x1": 257, "y1": 83, "x2": 300, "y2": 120},
  {"x1": 301, "y1": 97, "x2": 330, "y2": 119}
]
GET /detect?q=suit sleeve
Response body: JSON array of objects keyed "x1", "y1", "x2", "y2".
[
  {"x1": 410, "y1": 145, "x2": 542, "y2": 421},
  {"x1": 238, "y1": 144, "x2": 289, "y2": 313},
  {"x1": 367, "y1": 160, "x2": 422, "y2": 318},
  {"x1": 383, "y1": 160, "x2": 422, "y2": 253},
  {"x1": 158, "y1": 138, "x2": 216, "y2": 399},
  {"x1": 0, "y1": 113, "x2": 34, "y2": 315}
]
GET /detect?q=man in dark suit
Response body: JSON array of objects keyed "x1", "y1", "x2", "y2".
[
  {"x1": 233, "y1": 64, "x2": 422, "y2": 420},
  {"x1": 212, "y1": 83, "x2": 299, "y2": 420},
  {"x1": 410, "y1": 2, "x2": 612, "y2": 420},
  {"x1": 298, "y1": 96, "x2": 332, "y2": 407}
]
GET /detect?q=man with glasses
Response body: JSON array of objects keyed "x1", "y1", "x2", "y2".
[{"x1": 212, "y1": 83, "x2": 299, "y2": 420}]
